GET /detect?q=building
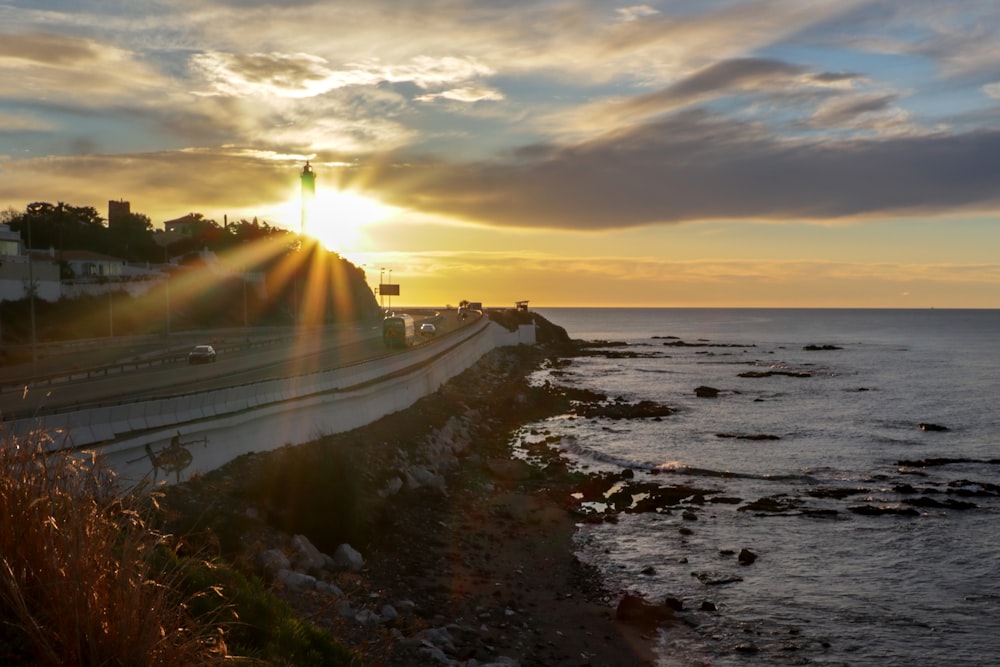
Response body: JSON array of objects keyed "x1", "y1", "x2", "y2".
[
  {"x1": 0, "y1": 224, "x2": 61, "y2": 302},
  {"x1": 163, "y1": 213, "x2": 203, "y2": 235},
  {"x1": 108, "y1": 199, "x2": 131, "y2": 229}
]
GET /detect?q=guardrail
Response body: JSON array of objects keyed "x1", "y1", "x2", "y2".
[{"x1": 8, "y1": 317, "x2": 535, "y2": 488}]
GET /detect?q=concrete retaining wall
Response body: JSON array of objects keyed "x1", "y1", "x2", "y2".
[{"x1": 18, "y1": 320, "x2": 535, "y2": 488}]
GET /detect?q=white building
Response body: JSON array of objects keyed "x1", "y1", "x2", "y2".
[{"x1": 0, "y1": 224, "x2": 60, "y2": 302}]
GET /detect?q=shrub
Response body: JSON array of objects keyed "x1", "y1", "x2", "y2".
[{"x1": 0, "y1": 431, "x2": 218, "y2": 665}]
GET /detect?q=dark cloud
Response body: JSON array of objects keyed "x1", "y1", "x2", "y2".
[{"x1": 369, "y1": 109, "x2": 1000, "y2": 229}]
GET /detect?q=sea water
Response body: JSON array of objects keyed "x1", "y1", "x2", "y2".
[{"x1": 528, "y1": 309, "x2": 1000, "y2": 666}]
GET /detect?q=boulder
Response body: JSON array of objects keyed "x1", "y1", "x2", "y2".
[
  {"x1": 290, "y1": 534, "x2": 326, "y2": 572},
  {"x1": 333, "y1": 543, "x2": 365, "y2": 572},
  {"x1": 694, "y1": 386, "x2": 719, "y2": 398},
  {"x1": 276, "y1": 569, "x2": 317, "y2": 591},
  {"x1": 737, "y1": 548, "x2": 758, "y2": 565},
  {"x1": 257, "y1": 548, "x2": 290, "y2": 574}
]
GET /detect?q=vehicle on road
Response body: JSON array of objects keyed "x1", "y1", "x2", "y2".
[
  {"x1": 188, "y1": 345, "x2": 217, "y2": 364},
  {"x1": 419, "y1": 322, "x2": 437, "y2": 336},
  {"x1": 383, "y1": 314, "x2": 416, "y2": 348}
]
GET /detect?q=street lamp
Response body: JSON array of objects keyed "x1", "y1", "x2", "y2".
[
  {"x1": 27, "y1": 217, "x2": 37, "y2": 372},
  {"x1": 379, "y1": 267, "x2": 385, "y2": 309}
]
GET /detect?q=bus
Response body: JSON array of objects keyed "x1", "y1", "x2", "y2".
[{"x1": 382, "y1": 314, "x2": 416, "y2": 348}]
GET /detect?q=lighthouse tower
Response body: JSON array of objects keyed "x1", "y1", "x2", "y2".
[{"x1": 300, "y1": 161, "x2": 316, "y2": 235}]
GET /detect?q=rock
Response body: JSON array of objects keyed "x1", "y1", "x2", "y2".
[
  {"x1": 333, "y1": 543, "x2": 365, "y2": 572},
  {"x1": 615, "y1": 593, "x2": 676, "y2": 629},
  {"x1": 405, "y1": 465, "x2": 448, "y2": 495},
  {"x1": 694, "y1": 386, "x2": 719, "y2": 398},
  {"x1": 692, "y1": 571, "x2": 744, "y2": 586},
  {"x1": 640, "y1": 565, "x2": 656, "y2": 575},
  {"x1": 700, "y1": 600, "x2": 717, "y2": 612},
  {"x1": 290, "y1": 534, "x2": 326, "y2": 572},
  {"x1": 919, "y1": 423, "x2": 949, "y2": 432},
  {"x1": 574, "y1": 399, "x2": 674, "y2": 419},
  {"x1": 662, "y1": 596, "x2": 684, "y2": 611},
  {"x1": 315, "y1": 580, "x2": 343, "y2": 596},
  {"x1": 336, "y1": 599, "x2": 354, "y2": 619},
  {"x1": 847, "y1": 505, "x2": 920, "y2": 517},
  {"x1": 803, "y1": 344, "x2": 842, "y2": 351},
  {"x1": 737, "y1": 548, "x2": 758, "y2": 565},
  {"x1": 277, "y1": 569, "x2": 317, "y2": 591},
  {"x1": 257, "y1": 548, "x2": 290, "y2": 574},
  {"x1": 379, "y1": 476, "x2": 404, "y2": 497},
  {"x1": 380, "y1": 604, "x2": 400, "y2": 623}
]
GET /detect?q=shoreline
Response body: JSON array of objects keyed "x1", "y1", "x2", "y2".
[{"x1": 162, "y1": 330, "x2": 666, "y2": 665}]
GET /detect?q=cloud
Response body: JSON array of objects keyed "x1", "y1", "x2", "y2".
[
  {"x1": 616, "y1": 5, "x2": 660, "y2": 23},
  {"x1": 366, "y1": 109, "x2": 1000, "y2": 230},
  {"x1": 0, "y1": 31, "x2": 168, "y2": 101},
  {"x1": 190, "y1": 49, "x2": 493, "y2": 99},
  {"x1": 415, "y1": 86, "x2": 504, "y2": 103}
]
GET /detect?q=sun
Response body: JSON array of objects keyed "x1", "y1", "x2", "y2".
[{"x1": 304, "y1": 187, "x2": 396, "y2": 251}]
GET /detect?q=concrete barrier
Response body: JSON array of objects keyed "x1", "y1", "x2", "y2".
[{"x1": 18, "y1": 318, "x2": 532, "y2": 488}]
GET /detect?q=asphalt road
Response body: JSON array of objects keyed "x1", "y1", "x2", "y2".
[{"x1": 0, "y1": 309, "x2": 470, "y2": 420}]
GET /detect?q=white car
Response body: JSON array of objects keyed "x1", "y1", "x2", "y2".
[{"x1": 419, "y1": 323, "x2": 437, "y2": 336}]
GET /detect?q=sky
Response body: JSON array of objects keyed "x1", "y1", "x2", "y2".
[{"x1": 1, "y1": 1, "x2": 999, "y2": 308}]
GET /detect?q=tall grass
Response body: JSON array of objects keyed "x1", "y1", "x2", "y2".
[{"x1": 0, "y1": 431, "x2": 220, "y2": 665}]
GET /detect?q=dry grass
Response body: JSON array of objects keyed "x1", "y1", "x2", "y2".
[{"x1": 0, "y1": 430, "x2": 221, "y2": 666}]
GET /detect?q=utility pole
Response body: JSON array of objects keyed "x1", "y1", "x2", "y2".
[{"x1": 27, "y1": 217, "x2": 37, "y2": 373}]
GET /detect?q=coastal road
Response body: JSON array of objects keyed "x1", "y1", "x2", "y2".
[{"x1": 0, "y1": 309, "x2": 473, "y2": 420}]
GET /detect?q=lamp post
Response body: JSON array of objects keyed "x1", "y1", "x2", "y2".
[
  {"x1": 27, "y1": 217, "x2": 37, "y2": 373},
  {"x1": 379, "y1": 267, "x2": 385, "y2": 310}
]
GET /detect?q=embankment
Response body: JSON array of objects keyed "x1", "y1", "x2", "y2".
[{"x1": 160, "y1": 314, "x2": 662, "y2": 666}]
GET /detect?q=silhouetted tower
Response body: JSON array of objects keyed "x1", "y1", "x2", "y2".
[
  {"x1": 108, "y1": 199, "x2": 131, "y2": 229},
  {"x1": 300, "y1": 161, "x2": 316, "y2": 235}
]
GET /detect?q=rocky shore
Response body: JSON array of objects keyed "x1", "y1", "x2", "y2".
[{"x1": 160, "y1": 316, "x2": 671, "y2": 666}]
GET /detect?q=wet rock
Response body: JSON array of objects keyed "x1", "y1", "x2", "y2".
[
  {"x1": 919, "y1": 423, "x2": 949, "y2": 432},
  {"x1": 903, "y1": 496, "x2": 978, "y2": 510},
  {"x1": 692, "y1": 571, "x2": 744, "y2": 586},
  {"x1": 737, "y1": 495, "x2": 803, "y2": 514},
  {"x1": 738, "y1": 370, "x2": 812, "y2": 378},
  {"x1": 803, "y1": 344, "x2": 842, "y2": 351},
  {"x1": 848, "y1": 505, "x2": 920, "y2": 517},
  {"x1": 663, "y1": 596, "x2": 684, "y2": 611},
  {"x1": 716, "y1": 432, "x2": 781, "y2": 441},
  {"x1": 808, "y1": 486, "x2": 869, "y2": 499},
  {"x1": 694, "y1": 386, "x2": 719, "y2": 398},
  {"x1": 615, "y1": 593, "x2": 677, "y2": 629},
  {"x1": 574, "y1": 399, "x2": 674, "y2": 420},
  {"x1": 737, "y1": 548, "x2": 758, "y2": 565}
]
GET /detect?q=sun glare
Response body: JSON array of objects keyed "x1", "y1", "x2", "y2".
[{"x1": 304, "y1": 188, "x2": 396, "y2": 252}]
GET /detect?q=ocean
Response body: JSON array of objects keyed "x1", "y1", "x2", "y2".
[{"x1": 528, "y1": 308, "x2": 1000, "y2": 666}]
